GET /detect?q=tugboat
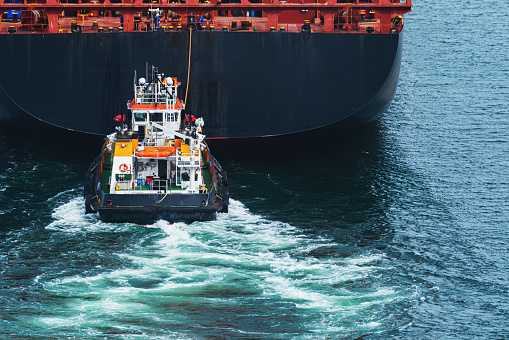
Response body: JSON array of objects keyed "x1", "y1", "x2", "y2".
[{"x1": 84, "y1": 66, "x2": 228, "y2": 224}]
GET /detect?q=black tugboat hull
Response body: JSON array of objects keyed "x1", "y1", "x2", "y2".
[
  {"x1": 91, "y1": 193, "x2": 225, "y2": 224},
  {"x1": 96, "y1": 206, "x2": 219, "y2": 224},
  {"x1": 0, "y1": 31, "x2": 403, "y2": 144}
]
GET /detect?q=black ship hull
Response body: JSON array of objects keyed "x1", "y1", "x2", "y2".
[{"x1": 0, "y1": 31, "x2": 403, "y2": 145}]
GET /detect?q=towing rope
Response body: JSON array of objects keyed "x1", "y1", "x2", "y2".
[
  {"x1": 184, "y1": 27, "x2": 192, "y2": 105},
  {"x1": 156, "y1": 192, "x2": 169, "y2": 205}
]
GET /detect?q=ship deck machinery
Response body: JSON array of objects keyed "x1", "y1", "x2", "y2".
[
  {"x1": 0, "y1": 0, "x2": 411, "y2": 150},
  {"x1": 0, "y1": 0, "x2": 410, "y2": 34}
]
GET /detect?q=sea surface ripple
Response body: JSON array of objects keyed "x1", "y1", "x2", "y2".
[{"x1": 1, "y1": 0, "x2": 509, "y2": 338}]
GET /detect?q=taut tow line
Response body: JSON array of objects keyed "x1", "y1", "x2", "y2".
[{"x1": 184, "y1": 27, "x2": 192, "y2": 105}]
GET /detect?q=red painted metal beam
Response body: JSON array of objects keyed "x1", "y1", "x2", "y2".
[
  {"x1": 0, "y1": 1, "x2": 412, "y2": 10},
  {"x1": 1, "y1": 0, "x2": 411, "y2": 33}
]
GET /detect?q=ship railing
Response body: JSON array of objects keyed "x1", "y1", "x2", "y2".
[
  {"x1": 134, "y1": 84, "x2": 177, "y2": 107},
  {"x1": 337, "y1": 0, "x2": 408, "y2": 3},
  {"x1": 85, "y1": 153, "x2": 102, "y2": 197},
  {"x1": 209, "y1": 154, "x2": 224, "y2": 173},
  {"x1": 140, "y1": 139, "x2": 158, "y2": 147},
  {"x1": 116, "y1": 179, "x2": 170, "y2": 192},
  {"x1": 177, "y1": 154, "x2": 201, "y2": 163},
  {"x1": 209, "y1": 154, "x2": 227, "y2": 202}
]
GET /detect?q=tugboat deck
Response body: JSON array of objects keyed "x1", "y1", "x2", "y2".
[{"x1": 99, "y1": 146, "x2": 213, "y2": 194}]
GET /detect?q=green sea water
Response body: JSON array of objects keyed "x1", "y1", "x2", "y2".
[{"x1": 1, "y1": 0, "x2": 509, "y2": 338}]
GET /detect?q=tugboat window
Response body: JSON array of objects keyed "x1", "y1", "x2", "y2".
[
  {"x1": 135, "y1": 112, "x2": 147, "y2": 121},
  {"x1": 166, "y1": 112, "x2": 176, "y2": 122},
  {"x1": 151, "y1": 112, "x2": 163, "y2": 122}
]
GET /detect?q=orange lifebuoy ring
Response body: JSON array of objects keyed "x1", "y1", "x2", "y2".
[{"x1": 119, "y1": 163, "x2": 128, "y2": 172}]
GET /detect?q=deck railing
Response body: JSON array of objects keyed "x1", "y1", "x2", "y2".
[
  {"x1": 1, "y1": 0, "x2": 411, "y2": 33},
  {"x1": 134, "y1": 84, "x2": 177, "y2": 106},
  {"x1": 116, "y1": 179, "x2": 170, "y2": 192}
]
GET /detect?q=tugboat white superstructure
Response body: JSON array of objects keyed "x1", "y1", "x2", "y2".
[{"x1": 85, "y1": 66, "x2": 228, "y2": 224}]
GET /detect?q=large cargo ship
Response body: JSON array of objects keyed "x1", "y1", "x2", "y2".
[{"x1": 0, "y1": 0, "x2": 411, "y2": 148}]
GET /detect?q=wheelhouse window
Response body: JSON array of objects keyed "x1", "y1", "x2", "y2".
[
  {"x1": 166, "y1": 112, "x2": 177, "y2": 122},
  {"x1": 134, "y1": 112, "x2": 147, "y2": 122},
  {"x1": 150, "y1": 112, "x2": 163, "y2": 122}
]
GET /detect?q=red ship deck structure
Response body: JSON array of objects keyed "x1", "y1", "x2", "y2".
[{"x1": 1, "y1": 0, "x2": 410, "y2": 35}]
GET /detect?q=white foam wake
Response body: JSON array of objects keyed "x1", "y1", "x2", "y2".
[
  {"x1": 46, "y1": 195, "x2": 133, "y2": 233},
  {"x1": 40, "y1": 197, "x2": 401, "y2": 338}
]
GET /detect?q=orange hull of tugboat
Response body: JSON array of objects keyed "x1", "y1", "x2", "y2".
[{"x1": 135, "y1": 146, "x2": 176, "y2": 158}]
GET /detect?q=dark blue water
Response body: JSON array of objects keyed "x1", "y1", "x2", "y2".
[{"x1": 1, "y1": 0, "x2": 509, "y2": 338}]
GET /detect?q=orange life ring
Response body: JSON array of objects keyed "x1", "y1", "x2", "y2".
[{"x1": 119, "y1": 163, "x2": 128, "y2": 172}]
